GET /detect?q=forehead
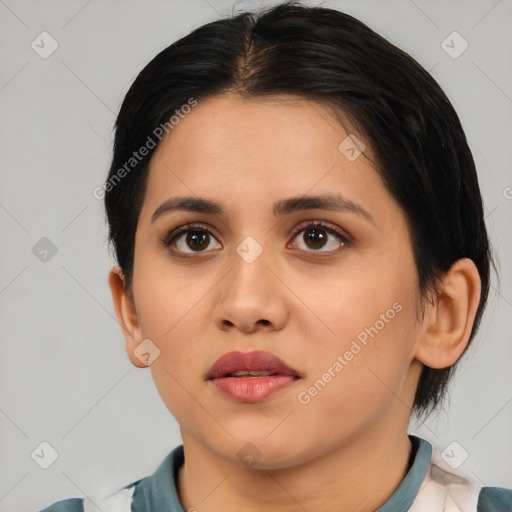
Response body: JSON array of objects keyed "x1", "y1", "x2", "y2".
[
  {"x1": 152, "y1": 93, "x2": 374, "y2": 165},
  {"x1": 140, "y1": 93, "x2": 392, "y2": 223}
]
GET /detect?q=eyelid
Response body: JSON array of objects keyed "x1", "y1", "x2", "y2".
[
  {"x1": 162, "y1": 222, "x2": 213, "y2": 243},
  {"x1": 160, "y1": 222, "x2": 218, "y2": 247},
  {"x1": 290, "y1": 219, "x2": 352, "y2": 244}
]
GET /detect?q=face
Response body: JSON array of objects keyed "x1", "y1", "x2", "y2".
[{"x1": 118, "y1": 94, "x2": 426, "y2": 469}]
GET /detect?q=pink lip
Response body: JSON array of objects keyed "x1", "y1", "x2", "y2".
[
  {"x1": 207, "y1": 350, "x2": 301, "y2": 379},
  {"x1": 206, "y1": 350, "x2": 302, "y2": 403}
]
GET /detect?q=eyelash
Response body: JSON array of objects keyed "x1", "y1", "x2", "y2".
[{"x1": 161, "y1": 220, "x2": 351, "y2": 257}]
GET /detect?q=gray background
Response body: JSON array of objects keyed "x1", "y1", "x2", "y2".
[{"x1": 0, "y1": 0, "x2": 511, "y2": 510}]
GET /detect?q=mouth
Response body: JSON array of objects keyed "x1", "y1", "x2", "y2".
[
  {"x1": 206, "y1": 350, "x2": 303, "y2": 380},
  {"x1": 206, "y1": 350, "x2": 302, "y2": 403},
  {"x1": 220, "y1": 370, "x2": 298, "y2": 378}
]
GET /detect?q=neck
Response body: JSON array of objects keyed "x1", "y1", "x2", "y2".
[{"x1": 177, "y1": 419, "x2": 413, "y2": 512}]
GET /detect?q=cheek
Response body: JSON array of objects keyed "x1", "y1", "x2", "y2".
[
  {"x1": 295, "y1": 267, "x2": 404, "y2": 354},
  {"x1": 292, "y1": 304, "x2": 417, "y2": 445},
  {"x1": 294, "y1": 262, "x2": 419, "y2": 402},
  {"x1": 133, "y1": 260, "x2": 218, "y2": 373},
  {"x1": 131, "y1": 261, "x2": 210, "y2": 406},
  {"x1": 145, "y1": 317, "x2": 210, "y2": 429},
  {"x1": 132, "y1": 249, "x2": 208, "y2": 339}
]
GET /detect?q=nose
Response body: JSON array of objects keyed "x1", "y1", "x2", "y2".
[{"x1": 212, "y1": 247, "x2": 290, "y2": 334}]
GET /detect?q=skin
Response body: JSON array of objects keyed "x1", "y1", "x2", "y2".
[{"x1": 108, "y1": 93, "x2": 481, "y2": 512}]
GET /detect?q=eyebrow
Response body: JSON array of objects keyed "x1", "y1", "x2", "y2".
[{"x1": 151, "y1": 194, "x2": 376, "y2": 226}]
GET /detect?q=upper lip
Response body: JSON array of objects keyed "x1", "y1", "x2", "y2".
[{"x1": 206, "y1": 350, "x2": 302, "y2": 380}]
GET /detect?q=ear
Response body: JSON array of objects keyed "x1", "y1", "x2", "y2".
[
  {"x1": 414, "y1": 258, "x2": 482, "y2": 369},
  {"x1": 108, "y1": 266, "x2": 146, "y2": 368}
]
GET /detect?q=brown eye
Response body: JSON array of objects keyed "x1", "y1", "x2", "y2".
[
  {"x1": 173, "y1": 229, "x2": 221, "y2": 253},
  {"x1": 163, "y1": 220, "x2": 349, "y2": 257},
  {"x1": 164, "y1": 223, "x2": 222, "y2": 254},
  {"x1": 302, "y1": 227, "x2": 328, "y2": 250},
  {"x1": 184, "y1": 230, "x2": 210, "y2": 251},
  {"x1": 290, "y1": 221, "x2": 349, "y2": 253}
]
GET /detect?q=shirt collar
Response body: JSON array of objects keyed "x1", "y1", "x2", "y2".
[{"x1": 131, "y1": 435, "x2": 432, "y2": 512}]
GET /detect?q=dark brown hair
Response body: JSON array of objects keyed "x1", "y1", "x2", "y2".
[{"x1": 104, "y1": 1, "x2": 494, "y2": 416}]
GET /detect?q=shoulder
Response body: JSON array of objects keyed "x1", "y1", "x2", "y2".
[
  {"x1": 37, "y1": 485, "x2": 136, "y2": 512},
  {"x1": 478, "y1": 486, "x2": 512, "y2": 511},
  {"x1": 407, "y1": 438, "x2": 512, "y2": 512},
  {"x1": 37, "y1": 487, "x2": 135, "y2": 512},
  {"x1": 426, "y1": 462, "x2": 512, "y2": 512},
  {"x1": 36, "y1": 445, "x2": 184, "y2": 512},
  {"x1": 37, "y1": 498, "x2": 84, "y2": 512}
]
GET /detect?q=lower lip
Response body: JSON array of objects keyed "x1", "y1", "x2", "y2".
[{"x1": 209, "y1": 375, "x2": 299, "y2": 403}]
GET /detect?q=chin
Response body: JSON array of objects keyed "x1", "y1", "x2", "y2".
[{"x1": 213, "y1": 432, "x2": 309, "y2": 471}]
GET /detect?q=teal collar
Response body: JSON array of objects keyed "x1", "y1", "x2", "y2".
[{"x1": 130, "y1": 435, "x2": 432, "y2": 511}]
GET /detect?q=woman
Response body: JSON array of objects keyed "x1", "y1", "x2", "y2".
[{"x1": 40, "y1": 2, "x2": 511, "y2": 510}]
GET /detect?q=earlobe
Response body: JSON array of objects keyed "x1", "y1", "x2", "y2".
[
  {"x1": 108, "y1": 266, "x2": 146, "y2": 368},
  {"x1": 414, "y1": 258, "x2": 482, "y2": 370}
]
